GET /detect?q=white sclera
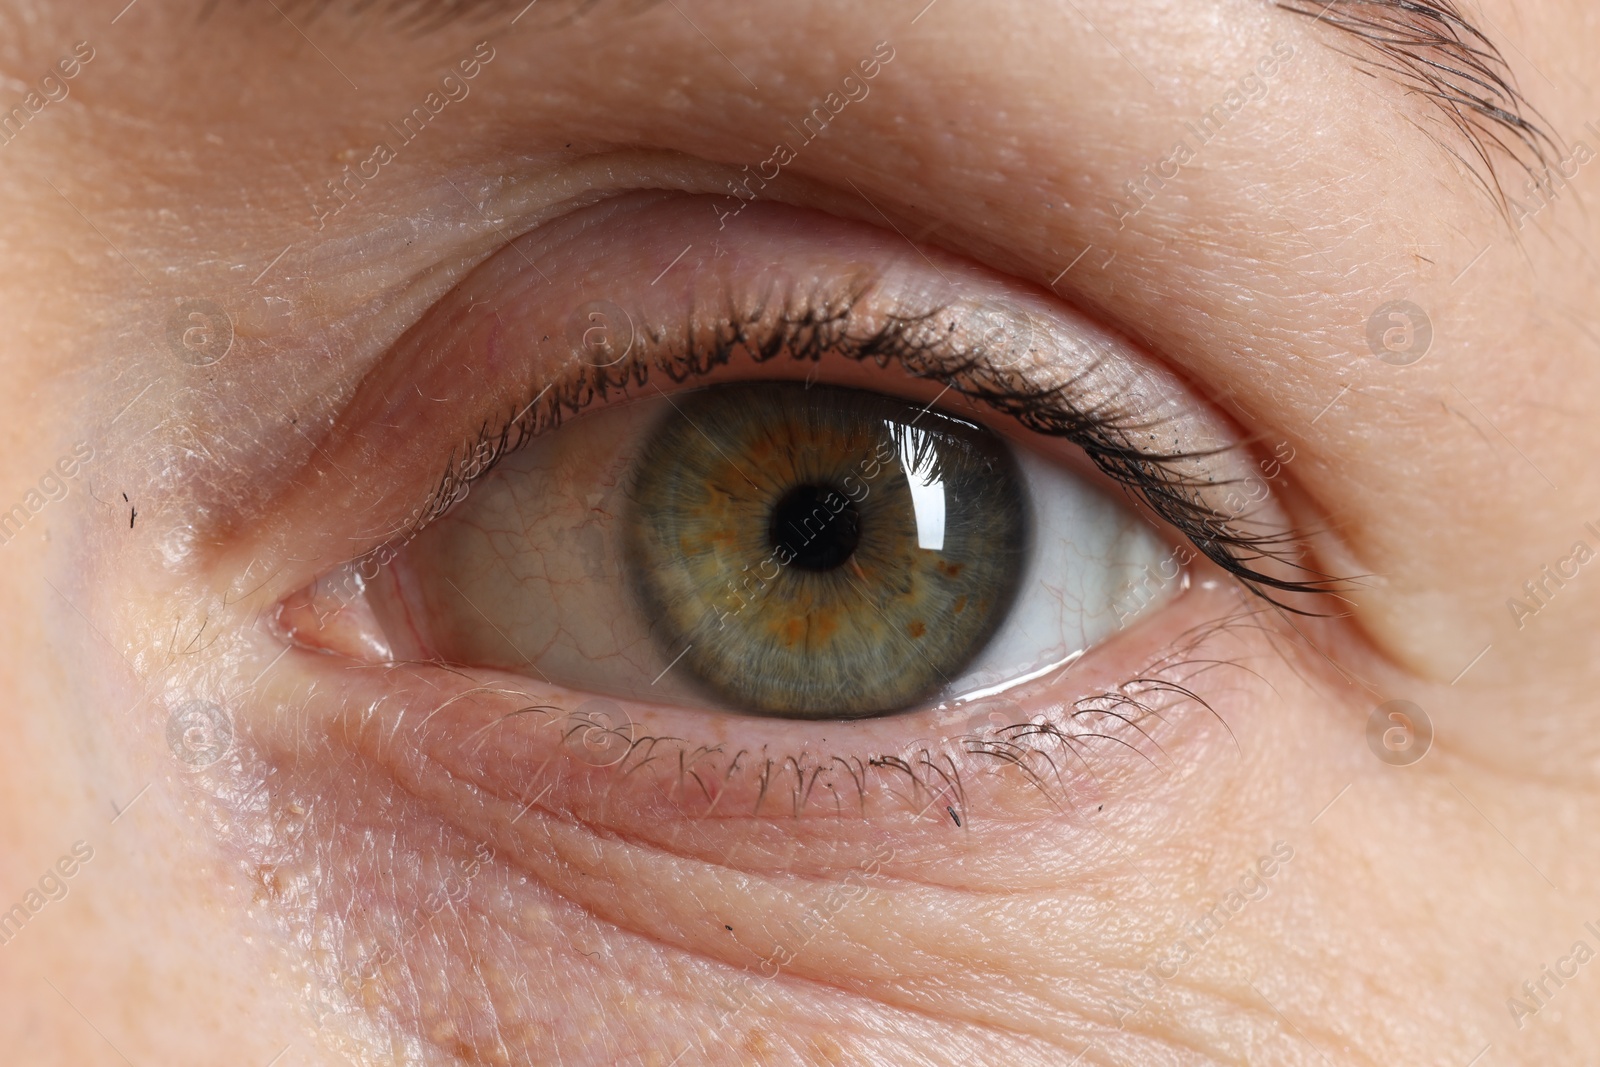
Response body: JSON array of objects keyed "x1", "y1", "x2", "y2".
[
  {"x1": 387, "y1": 396, "x2": 1181, "y2": 712},
  {"x1": 943, "y1": 445, "x2": 1174, "y2": 701}
]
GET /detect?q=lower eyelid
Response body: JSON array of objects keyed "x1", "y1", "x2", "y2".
[{"x1": 262, "y1": 568, "x2": 1243, "y2": 844}]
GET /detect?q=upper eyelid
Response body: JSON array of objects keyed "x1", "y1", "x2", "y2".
[
  {"x1": 230, "y1": 193, "x2": 1339, "y2": 611},
  {"x1": 423, "y1": 288, "x2": 1343, "y2": 610}
]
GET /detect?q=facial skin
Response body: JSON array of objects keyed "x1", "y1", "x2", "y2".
[{"x1": 1, "y1": 0, "x2": 1599, "y2": 1063}]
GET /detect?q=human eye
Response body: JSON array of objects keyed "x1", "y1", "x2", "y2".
[{"x1": 243, "y1": 190, "x2": 1332, "y2": 821}]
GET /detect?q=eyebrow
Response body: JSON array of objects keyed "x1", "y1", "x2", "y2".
[
  {"x1": 1275, "y1": 0, "x2": 1555, "y2": 209},
  {"x1": 282, "y1": 0, "x2": 1554, "y2": 209}
]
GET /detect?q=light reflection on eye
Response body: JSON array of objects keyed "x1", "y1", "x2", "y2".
[
  {"x1": 897, "y1": 422, "x2": 948, "y2": 551},
  {"x1": 359, "y1": 378, "x2": 1174, "y2": 720}
]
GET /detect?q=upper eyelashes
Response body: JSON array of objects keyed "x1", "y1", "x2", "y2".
[
  {"x1": 250, "y1": 193, "x2": 1343, "y2": 690},
  {"x1": 418, "y1": 282, "x2": 1342, "y2": 615}
]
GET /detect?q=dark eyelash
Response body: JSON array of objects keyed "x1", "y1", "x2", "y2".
[
  {"x1": 486, "y1": 600, "x2": 1256, "y2": 820},
  {"x1": 412, "y1": 288, "x2": 1346, "y2": 610}
]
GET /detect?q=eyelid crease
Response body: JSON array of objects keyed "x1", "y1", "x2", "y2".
[{"x1": 412, "y1": 284, "x2": 1348, "y2": 612}]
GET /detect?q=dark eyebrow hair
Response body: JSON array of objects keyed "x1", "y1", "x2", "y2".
[{"x1": 1275, "y1": 0, "x2": 1557, "y2": 210}]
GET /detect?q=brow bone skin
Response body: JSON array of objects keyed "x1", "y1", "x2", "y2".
[{"x1": 1275, "y1": 0, "x2": 1558, "y2": 211}]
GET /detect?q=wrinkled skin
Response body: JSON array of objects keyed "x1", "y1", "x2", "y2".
[{"x1": 2, "y1": 0, "x2": 1600, "y2": 1064}]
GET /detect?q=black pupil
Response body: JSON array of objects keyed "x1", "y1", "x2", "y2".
[{"x1": 769, "y1": 483, "x2": 861, "y2": 572}]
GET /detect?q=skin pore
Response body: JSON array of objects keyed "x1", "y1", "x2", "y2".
[{"x1": 1, "y1": 0, "x2": 1599, "y2": 1063}]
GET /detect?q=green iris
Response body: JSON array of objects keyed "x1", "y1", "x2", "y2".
[{"x1": 623, "y1": 382, "x2": 1028, "y2": 718}]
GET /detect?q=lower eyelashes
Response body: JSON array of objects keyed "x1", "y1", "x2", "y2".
[{"x1": 624, "y1": 381, "x2": 1029, "y2": 718}]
